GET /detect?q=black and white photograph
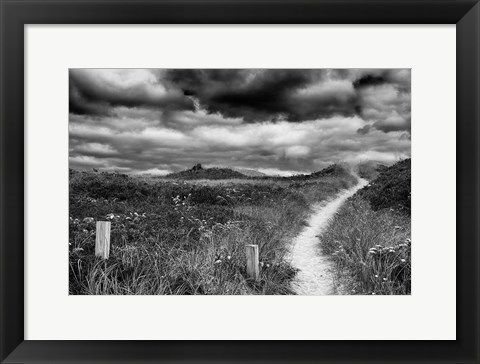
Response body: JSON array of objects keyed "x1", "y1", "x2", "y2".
[{"x1": 69, "y1": 68, "x2": 411, "y2": 295}]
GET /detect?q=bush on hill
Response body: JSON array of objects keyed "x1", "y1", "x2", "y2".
[
  {"x1": 309, "y1": 164, "x2": 352, "y2": 179},
  {"x1": 166, "y1": 164, "x2": 247, "y2": 180},
  {"x1": 357, "y1": 159, "x2": 411, "y2": 215}
]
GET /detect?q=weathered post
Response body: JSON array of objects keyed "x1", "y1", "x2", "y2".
[
  {"x1": 245, "y1": 244, "x2": 260, "y2": 281},
  {"x1": 95, "y1": 221, "x2": 111, "y2": 259}
]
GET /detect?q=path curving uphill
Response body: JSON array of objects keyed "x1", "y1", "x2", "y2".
[{"x1": 290, "y1": 179, "x2": 368, "y2": 295}]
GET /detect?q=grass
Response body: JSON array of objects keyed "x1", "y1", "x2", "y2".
[
  {"x1": 69, "y1": 168, "x2": 357, "y2": 295},
  {"x1": 318, "y1": 159, "x2": 411, "y2": 295}
]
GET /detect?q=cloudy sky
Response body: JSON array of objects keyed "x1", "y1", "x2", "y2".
[{"x1": 69, "y1": 69, "x2": 411, "y2": 176}]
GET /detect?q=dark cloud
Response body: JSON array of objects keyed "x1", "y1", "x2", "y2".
[
  {"x1": 165, "y1": 69, "x2": 314, "y2": 121},
  {"x1": 353, "y1": 71, "x2": 411, "y2": 134},
  {"x1": 69, "y1": 69, "x2": 411, "y2": 175},
  {"x1": 69, "y1": 69, "x2": 194, "y2": 116},
  {"x1": 353, "y1": 75, "x2": 386, "y2": 88},
  {"x1": 164, "y1": 69, "x2": 364, "y2": 122},
  {"x1": 357, "y1": 124, "x2": 372, "y2": 135},
  {"x1": 69, "y1": 82, "x2": 111, "y2": 116},
  {"x1": 70, "y1": 69, "x2": 411, "y2": 134},
  {"x1": 163, "y1": 69, "x2": 411, "y2": 129}
]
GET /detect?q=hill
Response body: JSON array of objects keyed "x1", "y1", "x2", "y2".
[
  {"x1": 357, "y1": 158, "x2": 411, "y2": 215},
  {"x1": 308, "y1": 164, "x2": 353, "y2": 179},
  {"x1": 262, "y1": 163, "x2": 355, "y2": 182},
  {"x1": 165, "y1": 164, "x2": 247, "y2": 180},
  {"x1": 232, "y1": 167, "x2": 266, "y2": 177},
  {"x1": 164, "y1": 163, "x2": 355, "y2": 182},
  {"x1": 356, "y1": 161, "x2": 388, "y2": 180}
]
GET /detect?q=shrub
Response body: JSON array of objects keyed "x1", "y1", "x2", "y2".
[
  {"x1": 357, "y1": 158, "x2": 411, "y2": 215},
  {"x1": 319, "y1": 196, "x2": 411, "y2": 295}
]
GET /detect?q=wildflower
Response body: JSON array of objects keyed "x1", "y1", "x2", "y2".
[
  {"x1": 227, "y1": 255, "x2": 231, "y2": 260},
  {"x1": 383, "y1": 278, "x2": 387, "y2": 281},
  {"x1": 372, "y1": 292, "x2": 376, "y2": 295},
  {"x1": 266, "y1": 264, "x2": 270, "y2": 268},
  {"x1": 401, "y1": 259, "x2": 406, "y2": 263},
  {"x1": 374, "y1": 275, "x2": 379, "y2": 278},
  {"x1": 106, "y1": 213, "x2": 115, "y2": 220},
  {"x1": 214, "y1": 259, "x2": 222, "y2": 264},
  {"x1": 260, "y1": 262, "x2": 264, "y2": 267},
  {"x1": 83, "y1": 217, "x2": 94, "y2": 223}
]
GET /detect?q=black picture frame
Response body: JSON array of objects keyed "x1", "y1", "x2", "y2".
[{"x1": 1, "y1": 1, "x2": 479, "y2": 363}]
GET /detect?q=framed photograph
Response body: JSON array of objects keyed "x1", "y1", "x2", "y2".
[{"x1": 1, "y1": 0, "x2": 478, "y2": 363}]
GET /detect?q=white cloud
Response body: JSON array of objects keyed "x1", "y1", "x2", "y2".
[
  {"x1": 285, "y1": 145, "x2": 311, "y2": 159},
  {"x1": 69, "y1": 155, "x2": 105, "y2": 168},
  {"x1": 133, "y1": 168, "x2": 171, "y2": 176},
  {"x1": 73, "y1": 69, "x2": 168, "y2": 98},
  {"x1": 73, "y1": 142, "x2": 118, "y2": 156},
  {"x1": 257, "y1": 168, "x2": 305, "y2": 177},
  {"x1": 296, "y1": 79, "x2": 355, "y2": 101},
  {"x1": 69, "y1": 113, "x2": 410, "y2": 173}
]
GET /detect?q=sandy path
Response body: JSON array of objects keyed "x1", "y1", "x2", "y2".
[{"x1": 290, "y1": 179, "x2": 368, "y2": 295}]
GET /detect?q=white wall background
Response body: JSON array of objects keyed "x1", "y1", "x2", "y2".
[{"x1": 25, "y1": 25, "x2": 456, "y2": 340}]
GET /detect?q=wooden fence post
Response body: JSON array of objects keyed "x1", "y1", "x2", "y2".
[
  {"x1": 95, "y1": 221, "x2": 111, "y2": 259},
  {"x1": 245, "y1": 244, "x2": 260, "y2": 281}
]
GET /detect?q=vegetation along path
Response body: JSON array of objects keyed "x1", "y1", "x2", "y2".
[{"x1": 290, "y1": 178, "x2": 369, "y2": 295}]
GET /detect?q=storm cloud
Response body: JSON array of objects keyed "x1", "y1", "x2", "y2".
[{"x1": 69, "y1": 69, "x2": 411, "y2": 175}]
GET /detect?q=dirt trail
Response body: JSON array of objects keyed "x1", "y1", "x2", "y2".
[{"x1": 289, "y1": 178, "x2": 368, "y2": 295}]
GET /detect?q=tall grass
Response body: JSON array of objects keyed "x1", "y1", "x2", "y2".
[
  {"x1": 69, "y1": 170, "x2": 356, "y2": 295},
  {"x1": 319, "y1": 196, "x2": 411, "y2": 295}
]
